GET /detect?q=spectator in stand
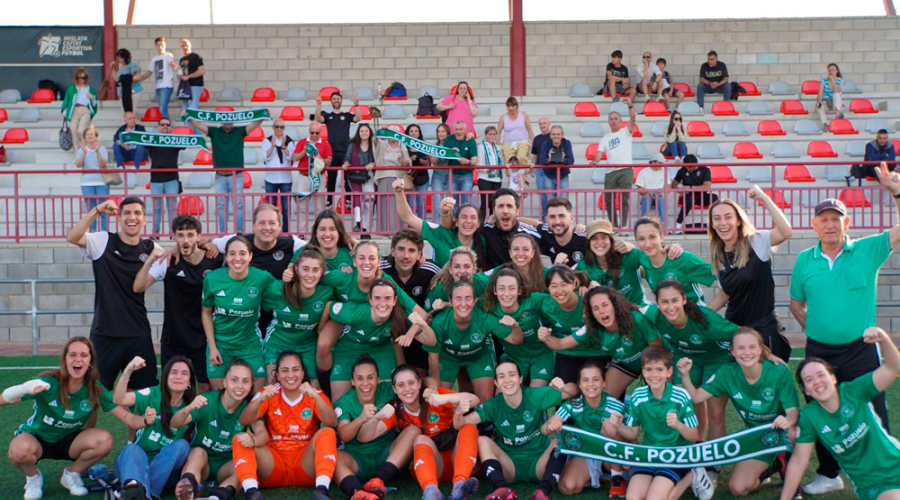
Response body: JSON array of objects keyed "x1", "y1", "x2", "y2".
[
  {"x1": 140, "y1": 37, "x2": 177, "y2": 121},
  {"x1": 635, "y1": 51, "x2": 664, "y2": 102},
  {"x1": 477, "y1": 125, "x2": 505, "y2": 220},
  {"x1": 530, "y1": 117, "x2": 553, "y2": 211},
  {"x1": 111, "y1": 48, "x2": 142, "y2": 114},
  {"x1": 61, "y1": 67, "x2": 98, "y2": 151},
  {"x1": 293, "y1": 122, "x2": 333, "y2": 201},
  {"x1": 864, "y1": 129, "x2": 898, "y2": 178},
  {"x1": 314, "y1": 91, "x2": 362, "y2": 209},
  {"x1": 656, "y1": 58, "x2": 684, "y2": 110},
  {"x1": 343, "y1": 124, "x2": 376, "y2": 235},
  {"x1": 442, "y1": 121, "x2": 479, "y2": 205},
  {"x1": 601, "y1": 50, "x2": 637, "y2": 102},
  {"x1": 437, "y1": 81, "x2": 479, "y2": 139},
  {"x1": 817, "y1": 63, "x2": 845, "y2": 129},
  {"x1": 497, "y1": 97, "x2": 534, "y2": 165},
  {"x1": 535, "y1": 126, "x2": 575, "y2": 217},
  {"x1": 375, "y1": 132, "x2": 411, "y2": 233},
  {"x1": 145, "y1": 118, "x2": 183, "y2": 236},
  {"x1": 697, "y1": 50, "x2": 731, "y2": 111},
  {"x1": 663, "y1": 109, "x2": 687, "y2": 160},
  {"x1": 112, "y1": 111, "x2": 147, "y2": 169},
  {"x1": 591, "y1": 98, "x2": 636, "y2": 229},
  {"x1": 187, "y1": 117, "x2": 265, "y2": 234},
  {"x1": 671, "y1": 154, "x2": 717, "y2": 231},
  {"x1": 636, "y1": 152, "x2": 667, "y2": 222},
  {"x1": 429, "y1": 123, "x2": 453, "y2": 222},
  {"x1": 404, "y1": 124, "x2": 431, "y2": 220},
  {"x1": 177, "y1": 39, "x2": 204, "y2": 130},
  {"x1": 75, "y1": 126, "x2": 110, "y2": 232},
  {"x1": 261, "y1": 119, "x2": 296, "y2": 230}
]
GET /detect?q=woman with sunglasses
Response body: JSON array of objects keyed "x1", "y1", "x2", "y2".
[
  {"x1": 663, "y1": 110, "x2": 687, "y2": 160},
  {"x1": 61, "y1": 68, "x2": 98, "y2": 151}
]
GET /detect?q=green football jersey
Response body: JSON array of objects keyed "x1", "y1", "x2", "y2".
[
  {"x1": 641, "y1": 251, "x2": 716, "y2": 305},
  {"x1": 625, "y1": 382, "x2": 698, "y2": 447},
  {"x1": 556, "y1": 393, "x2": 625, "y2": 429},
  {"x1": 202, "y1": 267, "x2": 276, "y2": 349},
  {"x1": 322, "y1": 269, "x2": 416, "y2": 312},
  {"x1": 701, "y1": 360, "x2": 799, "y2": 427},
  {"x1": 291, "y1": 245, "x2": 354, "y2": 272},
  {"x1": 475, "y1": 386, "x2": 562, "y2": 454},
  {"x1": 131, "y1": 386, "x2": 190, "y2": 458},
  {"x1": 646, "y1": 305, "x2": 737, "y2": 363},
  {"x1": 425, "y1": 307, "x2": 511, "y2": 361},
  {"x1": 598, "y1": 310, "x2": 660, "y2": 366},
  {"x1": 420, "y1": 221, "x2": 483, "y2": 269},
  {"x1": 490, "y1": 292, "x2": 552, "y2": 361},
  {"x1": 425, "y1": 274, "x2": 490, "y2": 312},
  {"x1": 189, "y1": 390, "x2": 248, "y2": 462},
  {"x1": 575, "y1": 250, "x2": 646, "y2": 306},
  {"x1": 262, "y1": 280, "x2": 333, "y2": 348},
  {"x1": 329, "y1": 301, "x2": 395, "y2": 348},
  {"x1": 335, "y1": 381, "x2": 395, "y2": 457},
  {"x1": 17, "y1": 376, "x2": 117, "y2": 443},
  {"x1": 541, "y1": 294, "x2": 597, "y2": 356}
]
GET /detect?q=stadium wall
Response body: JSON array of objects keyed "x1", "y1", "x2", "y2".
[{"x1": 117, "y1": 17, "x2": 900, "y2": 99}]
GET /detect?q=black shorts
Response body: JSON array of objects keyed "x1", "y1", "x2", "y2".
[
  {"x1": 604, "y1": 82, "x2": 628, "y2": 95},
  {"x1": 92, "y1": 334, "x2": 158, "y2": 391},
  {"x1": 161, "y1": 342, "x2": 209, "y2": 384},
  {"x1": 552, "y1": 353, "x2": 610, "y2": 385},
  {"x1": 402, "y1": 340, "x2": 430, "y2": 371},
  {"x1": 631, "y1": 467, "x2": 690, "y2": 484},
  {"x1": 25, "y1": 429, "x2": 83, "y2": 462},
  {"x1": 608, "y1": 360, "x2": 641, "y2": 379}
]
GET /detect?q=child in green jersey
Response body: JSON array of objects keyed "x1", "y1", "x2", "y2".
[
  {"x1": 781, "y1": 327, "x2": 900, "y2": 500},
  {"x1": 678, "y1": 327, "x2": 799, "y2": 497},
  {"x1": 296, "y1": 210, "x2": 356, "y2": 272},
  {"x1": 426, "y1": 246, "x2": 491, "y2": 311},
  {"x1": 3, "y1": 337, "x2": 134, "y2": 500},
  {"x1": 172, "y1": 359, "x2": 253, "y2": 500}
]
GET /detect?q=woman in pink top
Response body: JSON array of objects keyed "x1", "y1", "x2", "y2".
[
  {"x1": 496, "y1": 96, "x2": 535, "y2": 165},
  {"x1": 436, "y1": 81, "x2": 478, "y2": 139}
]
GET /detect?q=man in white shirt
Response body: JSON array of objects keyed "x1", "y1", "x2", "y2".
[
  {"x1": 262, "y1": 119, "x2": 295, "y2": 229},
  {"x1": 140, "y1": 37, "x2": 177, "y2": 120},
  {"x1": 591, "y1": 97, "x2": 636, "y2": 229},
  {"x1": 635, "y1": 51, "x2": 665, "y2": 102},
  {"x1": 635, "y1": 152, "x2": 667, "y2": 222}
]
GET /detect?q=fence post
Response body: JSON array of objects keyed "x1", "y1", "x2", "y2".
[
  {"x1": 31, "y1": 280, "x2": 38, "y2": 355},
  {"x1": 14, "y1": 172, "x2": 20, "y2": 243}
]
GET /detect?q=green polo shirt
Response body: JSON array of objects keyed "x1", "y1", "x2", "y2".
[
  {"x1": 625, "y1": 382, "x2": 698, "y2": 447},
  {"x1": 789, "y1": 232, "x2": 892, "y2": 345},
  {"x1": 207, "y1": 126, "x2": 248, "y2": 169},
  {"x1": 441, "y1": 135, "x2": 478, "y2": 172}
]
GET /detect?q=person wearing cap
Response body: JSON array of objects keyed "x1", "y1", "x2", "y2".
[
  {"x1": 788, "y1": 162, "x2": 900, "y2": 495},
  {"x1": 635, "y1": 153, "x2": 667, "y2": 222},
  {"x1": 577, "y1": 219, "x2": 648, "y2": 307},
  {"x1": 314, "y1": 90, "x2": 362, "y2": 209}
]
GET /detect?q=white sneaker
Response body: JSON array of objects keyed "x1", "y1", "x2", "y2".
[
  {"x1": 24, "y1": 470, "x2": 43, "y2": 500},
  {"x1": 59, "y1": 468, "x2": 88, "y2": 496},
  {"x1": 802, "y1": 474, "x2": 844, "y2": 494},
  {"x1": 691, "y1": 468, "x2": 715, "y2": 500}
]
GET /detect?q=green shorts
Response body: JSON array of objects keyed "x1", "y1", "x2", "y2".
[
  {"x1": 858, "y1": 484, "x2": 900, "y2": 500},
  {"x1": 508, "y1": 449, "x2": 540, "y2": 484},
  {"x1": 438, "y1": 350, "x2": 495, "y2": 383},
  {"x1": 207, "y1": 341, "x2": 266, "y2": 380},
  {"x1": 502, "y1": 349, "x2": 555, "y2": 382},
  {"x1": 672, "y1": 355, "x2": 729, "y2": 386},
  {"x1": 331, "y1": 342, "x2": 396, "y2": 382},
  {"x1": 207, "y1": 452, "x2": 232, "y2": 480},
  {"x1": 351, "y1": 447, "x2": 391, "y2": 481},
  {"x1": 264, "y1": 339, "x2": 317, "y2": 380}
]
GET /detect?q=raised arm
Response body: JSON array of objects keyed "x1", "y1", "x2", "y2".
[
  {"x1": 392, "y1": 179, "x2": 424, "y2": 232},
  {"x1": 113, "y1": 356, "x2": 147, "y2": 406},
  {"x1": 134, "y1": 247, "x2": 166, "y2": 293},
  {"x1": 171, "y1": 394, "x2": 207, "y2": 428},
  {"x1": 624, "y1": 97, "x2": 636, "y2": 134},
  {"x1": 874, "y1": 162, "x2": 900, "y2": 249},
  {"x1": 865, "y1": 327, "x2": 900, "y2": 392},
  {"x1": 245, "y1": 119, "x2": 264, "y2": 135},
  {"x1": 67, "y1": 199, "x2": 117, "y2": 248},
  {"x1": 187, "y1": 118, "x2": 209, "y2": 136},
  {"x1": 0, "y1": 379, "x2": 51, "y2": 407},
  {"x1": 358, "y1": 404, "x2": 394, "y2": 443},
  {"x1": 238, "y1": 384, "x2": 279, "y2": 426},
  {"x1": 675, "y1": 358, "x2": 714, "y2": 405},
  {"x1": 337, "y1": 402, "x2": 378, "y2": 442},
  {"x1": 314, "y1": 95, "x2": 325, "y2": 124},
  {"x1": 748, "y1": 185, "x2": 793, "y2": 246}
]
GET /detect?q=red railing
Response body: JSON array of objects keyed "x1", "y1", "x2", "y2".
[{"x1": 0, "y1": 161, "x2": 895, "y2": 241}]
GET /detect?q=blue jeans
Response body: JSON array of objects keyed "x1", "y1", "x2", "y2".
[
  {"x1": 151, "y1": 180, "x2": 179, "y2": 235},
  {"x1": 640, "y1": 194, "x2": 666, "y2": 222},
  {"x1": 406, "y1": 177, "x2": 430, "y2": 220},
  {"x1": 535, "y1": 168, "x2": 550, "y2": 216},
  {"x1": 115, "y1": 440, "x2": 190, "y2": 498},
  {"x1": 215, "y1": 173, "x2": 244, "y2": 233},
  {"x1": 113, "y1": 143, "x2": 147, "y2": 168},
  {"x1": 451, "y1": 172, "x2": 474, "y2": 206},
  {"x1": 541, "y1": 172, "x2": 570, "y2": 217},
  {"x1": 663, "y1": 142, "x2": 687, "y2": 158},
  {"x1": 265, "y1": 181, "x2": 292, "y2": 229},
  {"x1": 431, "y1": 170, "x2": 449, "y2": 222},
  {"x1": 181, "y1": 86, "x2": 204, "y2": 133},
  {"x1": 156, "y1": 87, "x2": 173, "y2": 120},
  {"x1": 696, "y1": 82, "x2": 731, "y2": 109},
  {"x1": 81, "y1": 185, "x2": 110, "y2": 232}
]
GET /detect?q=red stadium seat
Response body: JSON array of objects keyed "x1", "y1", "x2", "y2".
[
  {"x1": 839, "y1": 189, "x2": 871, "y2": 208},
  {"x1": 780, "y1": 100, "x2": 808, "y2": 115},
  {"x1": 738, "y1": 82, "x2": 761, "y2": 96},
  {"x1": 672, "y1": 82, "x2": 694, "y2": 97},
  {"x1": 26, "y1": 89, "x2": 54, "y2": 103},
  {"x1": 319, "y1": 86, "x2": 340, "y2": 101},
  {"x1": 733, "y1": 142, "x2": 763, "y2": 159},
  {"x1": 0, "y1": 109, "x2": 8, "y2": 123},
  {"x1": 0, "y1": 128, "x2": 29, "y2": 144},
  {"x1": 893, "y1": 139, "x2": 900, "y2": 156},
  {"x1": 597, "y1": 193, "x2": 621, "y2": 210},
  {"x1": 711, "y1": 101, "x2": 738, "y2": 116},
  {"x1": 807, "y1": 141, "x2": 838, "y2": 158},
  {"x1": 687, "y1": 121, "x2": 714, "y2": 137},
  {"x1": 801, "y1": 80, "x2": 821, "y2": 95},
  {"x1": 642, "y1": 101, "x2": 669, "y2": 117},
  {"x1": 415, "y1": 113, "x2": 441, "y2": 119},
  {"x1": 123, "y1": 158, "x2": 147, "y2": 167},
  {"x1": 243, "y1": 171, "x2": 252, "y2": 189},
  {"x1": 574, "y1": 102, "x2": 600, "y2": 117},
  {"x1": 215, "y1": 106, "x2": 235, "y2": 112},
  {"x1": 245, "y1": 128, "x2": 264, "y2": 142},
  {"x1": 177, "y1": 196, "x2": 205, "y2": 216},
  {"x1": 171, "y1": 126, "x2": 193, "y2": 135},
  {"x1": 660, "y1": 144, "x2": 674, "y2": 160},
  {"x1": 585, "y1": 143, "x2": 600, "y2": 161},
  {"x1": 250, "y1": 87, "x2": 276, "y2": 102},
  {"x1": 141, "y1": 107, "x2": 162, "y2": 122},
  {"x1": 828, "y1": 118, "x2": 859, "y2": 135},
  {"x1": 710, "y1": 166, "x2": 738, "y2": 183},
  {"x1": 200, "y1": 88, "x2": 210, "y2": 102},
  {"x1": 320, "y1": 125, "x2": 328, "y2": 142},
  {"x1": 385, "y1": 124, "x2": 405, "y2": 135},
  {"x1": 632, "y1": 166, "x2": 646, "y2": 182},
  {"x1": 849, "y1": 99, "x2": 878, "y2": 114},
  {"x1": 784, "y1": 164, "x2": 816, "y2": 182},
  {"x1": 449, "y1": 85, "x2": 475, "y2": 99},
  {"x1": 349, "y1": 105, "x2": 371, "y2": 120},
  {"x1": 757, "y1": 120, "x2": 787, "y2": 136},
  {"x1": 279, "y1": 106, "x2": 305, "y2": 121},
  {"x1": 763, "y1": 189, "x2": 792, "y2": 208},
  {"x1": 193, "y1": 149, "x2": 213, "y2": 165},
  {"x1": 622, "y1": 122, "x2": 642, "y2": 137}
]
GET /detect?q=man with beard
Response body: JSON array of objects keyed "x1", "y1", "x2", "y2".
[
  {"x1": 134, "y1": 215, "x2": 221, "y2": 392},
  {"x1": 314, "y1": 91, "x2": 362, "y2": 208},
  {"x1": 536, "y1": 197, "x2": 586, "y2": 268},
  {"x1": 464, "y1": 188, "x2": 541, "y2": 269}
]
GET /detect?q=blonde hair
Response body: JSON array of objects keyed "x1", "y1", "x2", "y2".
[
  {"x1": 430, "y1": 246, "x2": 479, "y2": 291},
  {"x1": 708, "y1": 198, "x2": 758, "y2": 274},
  {"x1": 72, "y1": 67, "x2": 89, "y2": 86},
  {"x1": 82, "y1": 126, "x2": 99, "y2": 140}
]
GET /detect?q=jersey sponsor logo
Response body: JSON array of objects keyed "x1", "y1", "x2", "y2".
[
  {"x1": 821, "y1": 425, "x2": 832, "y2": 433},
  {"x1": 484, "y1": 365, "x2": 493, "y2": 371},
  {"x1": 49, "y1": 400, "x2": 58, "y2": 407},
  {"x1": 289, "y1": 425, "x2": 300, "y2": 432},
  {"x1": 176, "y1": 270, "x2": 186, "y2": 277},
  {"x1": 444, "y1": 339, "x2": 454, "y2": 345},
  {"x1": 299, "y1": 314, "x2": 309, "y2": 321},
  {"x1": 333, "y1": 303, "x2": 344, "y2": 314},
  {"x1": 751, "y1": 400, "x2": 762, "y2": 409},
  {"x1": 138, "y1": 388, "x2": 151, "y2": 396},
  {"x1": 539, "y1": 368, "x2": 547, "y2": 375},
  {"x1": 840, "y1": 404, "x2": 855, "y2": 418},
  {"x1": 273, "y1": 251, "x2": 285, "y2": 261},
  {"x1": 149, "y1": 431, "x2": 162, "y2": 442},
  {"x1": 210, "y1": 420, "x2": 218, "y2": 427},
  {"x1": 522, "y1": 410, "x2": 534, "y2": 422},
  {"x1": 340, "y1": 294, "x2": 349, "y2": 301},
  {"x1": 301, "y1": 408, "x2": 313, "y2": 420},
  {"x1": 733, "y1": 392, "x2": 743, "y2": 400},
  {"x1": 762, "y1": 388, "x2": 775, "y2": 402},
  {"x1": 274, "y1": 409, "x2": 282, "y2": 416},
  {"x1": 216, "y1": 290, "x2": 226, "y2": 297},
  {"x1": 202, "y1": 436, "x2": 213, "y2": 447},
  {"x1": 219, "y1": 430, "x2": 231, "y2": 438},
  {"x1": 64, "y1": 409, "x2": 75, "y2": 418},
  {"x1": 233, "y1": 298, "x2": 243, "y2": 305},
  {"x1": 516, "y1": 424, "x2": 525, "y2": 433},
  {"x1": 356, "y1": 329, "x2": 366, "y2": 336},
  {"x1": 705, "y1": 374, "x2": 716, "y2": 384},
  {"x1": 139, "y1": 253, "x2": 149, "y2": 262},
  {"x1": 501, "y1": 420, "x2": 510, "y2": 427},
  {"x1": 412, "y1": 286, "x2": 423, "y2": 296},
  {"x1": 335, "y1": 408, "x2": 342, "y2": 418},
  {"x1": 283, "y1": 307, "x2": 291, "y2": 313},
  {"x1": 247, "y1": 287, "x2": 259, "y2": 298},
  {"x1": 256, "y1": 366, "x2": 265, "y2": 374},
  {"x1": 43, "y1": 415, "x2": 55, "y2": 425}
]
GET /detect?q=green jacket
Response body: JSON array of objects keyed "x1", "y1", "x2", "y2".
[{"x1": 61, "y1": 84, "x2": 98, "y2": 120}]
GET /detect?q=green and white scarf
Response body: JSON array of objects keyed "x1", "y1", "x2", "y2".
[
  {"x1": 120, "y1": 131, "x2": 209, "y2": 152},
  {"x1": 182, "y1": 108, "x2": 271, "y2": 123},
  {"x1": 481, "y1": 139, "x2": 502, "y2": 182},
  {"x1": 376, "y1": 128, "x2": 461, "y2": 160}
]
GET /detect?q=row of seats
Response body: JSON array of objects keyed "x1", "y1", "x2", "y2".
[
  {"x1": 573, "y1": 98, "x2": 883, "y2": 118},
  {"x1": 571, "y1": 79, "x2": 864, "y2": 98},
  {"x1": 579, "y1": 117, "x2": 895, "y2": 139},
  {"x1": 582, "y1": 139, "x2": 900, "y2": 162}
]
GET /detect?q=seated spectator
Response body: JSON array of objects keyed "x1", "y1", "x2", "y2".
[
  {"x1": 497, "y1": 97, "x2": 534, "y2": 165},
  {"x1": 536, "y1": 125, "x2": 575, "y2": 217},
  {"x1": 817, "y1": 63, "x2": 845, "y2": 128},
  {"x1": 663, "y1": 110, "x2": 687, "y2": 160},
  {"x1": 656, "y1": 58, "x2": 684, "y2": 110},
  {"x1": 635, "y1": 51, "x2": 664, "y2": 101},
  {"x1": 477, "y1": 125, "x2": 505, "y2": 220},
  {"x1": 636, "y1": 153, "x2": 667, "y2": 222},
  {"x1": 863, "y1": 129, "x2": 898, "y2": 177},
  {"x1": 697, "y1": 50, "x2": 731, "y2": 110},
  {"x1": 436, "y1": 81, "x2": 478, "y2": 139},
  {"x1": 671, "y1": 154, "x2": 717, "y2": 231},
  {"x1": 600, "y1": 50, "x2": 637, "y2": 102},
  {"x1": 112, "y1": 111, "x2": 147, "y2": 169}
]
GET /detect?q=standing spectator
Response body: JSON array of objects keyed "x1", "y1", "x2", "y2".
[
  {"x1": 145, "y1": 118, "x2": 183, "y2": 235},
  {"x1": 261, "y1": 119, "x2": 296, "y2": 230},
  {"x1": 591, "y1": 98, "x2": 636, "y2": 229},
  {"x1": 663, "y1": 109, "x2": 687, "y2": 160},
  {"x1": 536, "y1": 126, "x2": 575, "y2": 217},
  {"x1": 635, "y1": 51, "x2": 664, "y2": 102},
  {"x1": 429, "y1": 123, "x2": 453, "y2": 222},
  {"x1": 441, "y1": 121, "x2": 479, "y2": 205},
  {"x1": 404, "y1": 124, "x2": 431, "y2": 220},
  {"x1": 789, "y1": 164, "x2": 900, "y2": 495},
  {"x1": 111, "y1": 48, "x2": 142, "y2": 114},
  {"x1": 530, "y1": 117, "x2": 553, "y2": 210},
  {"x1": 656, "y1": 58, "x2": 684, "y2": 110},
  {"x1": 343, "y1": 124, "x2": 376, "y2": 235},
  {"x1": 187, "y1": 118, "x2": 265, "y2": 234},
  {"x1": 375, "y1": 133, "x2": 411, "y2": 233},
  {"x1": 140, "y1": 37, "x2": 177, "y2": 121},
  {"x1": 497, "y1": 97, "x2": 534, "y2": 165},
  {"x1": 863, "y1": 129, "x2": 898, "y2": 178},
  {"x1": 177, "y1": 39, "x2": 204, "y2": 130},
  {"x1": 66, "y1": 198, "x2": 161, "y2": 390},
  {"x1": 636, "y1": 153, "x2": 667, "y2": 222},
  {"x1": 477, "y1": 125, "x2": 505, "y2": 220},
  {"x1": 601, "y1": 50, "x2": 637, "y2": 102},
  {"x1": 314, "y1": 91, "x2": 362, "y2": 209},
  {"x1": 293, "y1": 122, "x2": 333, "y2": 196},
  {"x1": 817, "y1": 63, "x2": 845, "y2": 129},
  {"x1": 61, "y1": 67, "x2": 98, "y2": 151},
  {"x1": 671, "y1": 154, "x2": 717, "y2": 231},
  {"x1": 437, "y1": 82, "x2": 479, "y2": 139},
  {"x1": 112, "y1": 111, "x2": 147, "y2": 169},
  {"x1": 697, "y1": 50, "x2": 731, "y2": 111},
  {"x1": 74, "y1": 126, "x2": 110, "y2": 232}
]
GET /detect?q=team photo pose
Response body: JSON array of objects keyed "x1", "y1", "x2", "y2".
[
  {"x1": 301, "y1": 209, "x2": 357, "y2": 272},
  {"x1": 485, "y1": 233, "x2": 547, "y2": 294},
  {"x1": 576, "y1": 219, "x2": 654, "y2": 307},
  {"x1": 634, "y1": 216, "x2": 716, "y2": 305},
  {"x1": 426, "y1": 246, "x2": 491, "y2": 309}
]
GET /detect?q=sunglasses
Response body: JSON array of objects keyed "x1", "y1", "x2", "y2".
[
  {"x1": 159, "y1": 123, "x2": 172, "y2": 127},
  {"x1": 643, "y1": 56, "x2": 651, "y2": 59},
  {"x1": 273, "y1": 125, "x2": 285, "y2": 129},
  {"x1": 309, "y1": 132, "x2": 320, "y2": 135},
  {"x1": 77, "y1": 76, "x2": 87, "y2": 80},
  {"x1": 674, "y1": 118, "x2": 682, "y2": 121}
]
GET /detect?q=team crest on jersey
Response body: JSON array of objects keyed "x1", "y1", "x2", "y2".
[
  {"x1": 412, "y1": 286, "x2": 423, "y2": 296},
  {"x1": 247, "y1": 287, "x2": 259, "y2": 298},
  {"x1": 139, "y1": 253, "x2": 149, "y2": 262},
  {"x1": 665, "y1": 272, "x2": 677, "y2": 280},
  {"x1": 840, "y1": 404, "x2": 855, "y2": 418},
  {"x1": 427, "y1": 412, "x2": 440, "y2": 423},
  {"x1": 313, "y1": 301, "x2": 325, "y2": 313},
  {"x1": 203, "y1": 269, "x2": 213, "y2": 278},
  {"x1": 520, "y1": 312, "x2": 532, "y2": 322},
  {"x1": 522, "y1": 410, "x2": 534, "y2": 422},
  {"x1": 762, "y1": 388, "x2": 775, "y2": 402},
  {"x1": 689, "y1": 334, "x2": 703, "y2": 345},
  {"x1": 565, "y1": 432, "x2": 582, "y2": 451},
  {"x1": 572, "y1": 251, "x2": 584, "y2": 262},
  {"x1": 79, "y1": 399, "x2": 91, "y2": 412},
  {"x1": 332, "y1": 365, "x2": 342, "y2": 375},
  {"x1": 273, "y1": 251, "x2": 285, "y2": 261},
  {"x1": 301, "y1": 408, "x2": 313, "y2": 420},
  {"x1": 470, "y1": 332, "x2": 484, "y2": 344}
]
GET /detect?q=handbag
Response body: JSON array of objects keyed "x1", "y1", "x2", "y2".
[
  {"x1": 346, "y1": 168, "x2": 370, "y2": 184},
  {"x1": 176, "y1": 80, "x2": 192, "y2": 101},
  {"x1": 101, "y1": 165, "x2": 123, "y2": 186},
  {"x1": 402, "y1": 171, "x2": 416, "y2": 190},
  {"x1": 59, "y1": 119, "x2": 73, "y2": 151}
]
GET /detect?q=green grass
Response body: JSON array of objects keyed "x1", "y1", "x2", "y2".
[{"x1": 0, "y1": 354, "x2": 893, "y2": 499}]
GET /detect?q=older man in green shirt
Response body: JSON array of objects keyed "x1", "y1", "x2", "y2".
[{"x1": 441, "y1": 120, "x2": 478, "y2": 205}]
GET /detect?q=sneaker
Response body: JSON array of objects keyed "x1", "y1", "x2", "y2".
[
  {"x1": 802, "y1": 475, "x2": 844, "y2": 495},
  {"x1": 608, "y1": 475, "x2": 626, "y2": 498},
  {"x1": 174, "y1": 478, "x2": 195, "y2": 500},
  {"x1": 449, "y1": 478, "x2": 479, "y2": 500},
  {"x1": 311, "y1": 486, "x2": 331, "y2": 500},
  {"x1": 244, "y1": 487, "x2": 265, "y2": 500},
  {"x1": 690, "y1": 468, "x2": 714, "y2": 500},
  {"x1": 24, "y1": 470, "x2": 43, "y2": 500},
  {"x1": 612, "y1": 96, "x2": 621, "y2": 103},
  {"x1": 208, "y1": 486, "x2": 235, "y2": 500},
  {"x1": 121, "y1": 481, "x2": 147, "y2": 500},
  {"x1": 351, "y1": 491, "x2": 379, "y2": 500},
  {"x1": 792, "y1": 488, "x2": 804, "y2": 500},
  {"x1": 484, "y1": 487, "x2": 516, "y2": 500},
  {"x1": 59, "y1": 469, "x2": 88, "y2": 497},
  {"x1": 423, "y1": 484, "x2": 444, "y2": 500},
  {"x1": 529, "y1": 490, "x2": 547, "y2": 500},
  {"x1": 363, "y1": 478, "x2": 387, "y2": 500}
]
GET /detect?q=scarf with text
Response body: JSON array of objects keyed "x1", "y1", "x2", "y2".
[
  {"x1": 120, "y1": 131, "x2": 209, "y2": 152},
  {"x1": 376, "y1": 128, "x2": 461, "y2": 160},
  {"x1": 182, "y1": 108, "x2": 271, "y2": 123}
]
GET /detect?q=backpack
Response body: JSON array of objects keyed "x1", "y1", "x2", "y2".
[
  {"x1": 730, "y1": 82, "x2": 745, "y2": 100},
  {"x1": 38, "y1": 79, "x2": 60, "y2": 98},
  {"x1": 417, "y1": 93, "x2": 436, "y2": 116},
  {"x1": 384, "y1": 82, "x2": 407, "y2": 98}
]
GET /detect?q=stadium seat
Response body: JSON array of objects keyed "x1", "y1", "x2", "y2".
[
  {"x1": 651, "y1": 121, "x2": 667, "y2": 137},
  {"x1": 353, "y1": 86, "x2": 376, "y2": 100},
  {"x1": 850, "y1": 99, "x2": 878, "y2": 114},
  {"x1": 418, "y1": 85, "x2": 439, "y2": 98},
  {"x1": 579, "y1": 122, "x2": 606, "y2": 138},
  {"x1": 609, "y1": 102, "x2": 629, "y2": 116},
  {"x1": 574, "y1": 102, "x2": 600, "y2": 117},
  {"x1": 243, "y1": 150, "x2": 258, "y2": 166},
  {"x1": 842, "y1": 79, "x2": 862, "y2": 94},
  {"x1": 171, "y1": 126, "x2": 193, "y2": 135},
  {"x1": 687, "y1": 121, "x2": 714, "y2": 137},
  {"x1": 0, "y1": 128, "x2": 29, "y2": 144},
  {"x1": 642, "y1": 101, "x2": 669, "y2": 117},
  {"x1": 745, "y1": 166, "x2": 771, "y2": 182},
  {"x1": 286, "y1": 87, "x2": 308, "y2": 102},
  {"x1": 622, "y1": 122, "x2": 642, "y2": 137},
  {"x1": 865, "y1": 118, "x2": 894, "y2": 134},
  {"x1": 771, "y1": 142, "x2": 800, "y2": 158},
  {"x1": 600, "y1": 88, "x2": 628, "y2": 98},
  {"x1": 591, "y1": 166, "x2": 607, "y2": 184},
  {"x1": 710, "y1": 166, "x2": 738, "y2": 183},
  {"x1": 219, "y1": 88, "x2": 243, "y2": 103},
  {"x1": 893, "y1": 139, "x2": 900, "y2": 156},
  {"x1": 826, "y1": 165, "x2": 849, "y2": 181},
  {"x1": 420, "y1": 123, "x2": 438, "y2": 140},
  {"x1": 0, "y1": 109, "x2": 7, "y2": 123},
  {"x1": 0, "y1": 89, "x2": 22, "y2": 103},
  {"x1": 723, "y1": 121, "x2": 749, "y2": 136},
  {"x1": 758, "y1": 120, "x2": 786, "y2": 136},
  {"x1": 711, "y1": 101, "x2": 738, "y2": 116},
  {"x1": 696, "y1": 143, "x2": 725, "y2": 159},
  {"x1": 844, "y1": 140, "x2": 867, "y2": 157},
  {"x1": 200, "y1": 88, "x2": 210, "y2": 102},
  {"x1": 570, "y1": 83, "x2": 593, "y2": 97},
  {"x1": 416, "y1": 112, "x2": 441, "y2": 119},
  {"x1": 284, "y1": 126, "x2": 300, "y2": 139},
  {"x1": 245, "y1": 128, "x2": 264, "y2": 142},
  {"x1": 385, "y1": 124, "x2": 405, "y2": 135},
  {"x1": 780, "y1": 100, "x2": 808, "y2": 115},
  {"x1": 449, "y1": 84, "x2": 473, "y2": 98},
  {"x1": 673, "y1": 82, "x2": 694, "y2": 97},
  {"x1": 15, "y1": 108, "x2": 42, "y2": 123},
  {"x1": 738, "y1": 81, "x2": 762, "y2": 96},
  {"x1": 141, "y1": 107, "x2": 162, "y2": 122},
  {"x1": 318, "y1": 86, "x2": 340, "y2": 101},
  {"x1": 767, "y1": 81, "x2": 793, "y2": 95},
  {"x1": 279, "y1": 106, "x2": 305, "y2": 121},
  {"x1": 785, "y1": 164, "x2": 816, "y2": 182},
  {"x1": 828, "y1": 119, "x2": 859, "y2": 135},
  {"x1": 250, "y1": 87, "x2": 276, "y2": 102},
  {"x1": 840, "y1": 189, "x2": 871, "y2": 208},
  {"x1": 320, "y1": 125, "x2": 328, "y2": 141},
  {"x1": 807, "y1": 141, "x2": 839, "y2": 158},
  {"x1": 177, "y1": 196, "x2": 205, "y2": 216},
  {"x1": 801, "y1": 80, "x2": 821, "y2": 95},
  {"x1": 746, "y1": 101, "x2": 774, "y2": 115},
  {"x1": 215, "y1": 106, "x2": 235, "y2": 112},
  {"x1": 633, "y1": 166, "x2": 646, "y2": 182},
  {"x1": 733, "y1": 142, "x2": 763, "y2": 159},
  {"x1": 184, "y1": 172, "x2": 213, "y2": 189},
  {"x1": 632, "y1": 143, "x2": 649, "y2": 160},
  {"x1": 193, "y1": 149, "x2": 213, "y2": 165},
  {"x1": 793, "y1": 120, "x2": 822, "y2": 135},
  {"x1": 26, "y1": 89, "x2": 54, "y2": 103},
  {"x1": 585, "y1": 143, "x2": 600, "y2": 161},
  {"x1": 382, "y1": 105, "x2": 407, "y2": 119},
  {"x1": 763, "y1": 189, "x2": 792, "y2": 209},
  {"x1": 677, "y1": 102, "x2": 703, "y2": 116},
  {"x1": 349, "y1": 105, "x2": 372, "y2": 120}
]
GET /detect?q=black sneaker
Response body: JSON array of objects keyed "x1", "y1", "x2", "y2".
[
  {"x1": 208, "y1": 486, "x2": 236, "y2": 500},
  {"x1": 245, "y1": 487, "x2": 265, "y2": 500},
  {"x1": 121, "y1": 481, "x2": 147, "y2": 500},
  {"x1": 311, "y1": 486, "x2": 331, "y2": 500}
]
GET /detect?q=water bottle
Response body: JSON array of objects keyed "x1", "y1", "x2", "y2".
[
  {"x1": 87, "y1": 463, "x2": 109, "y2": 481},
  {"x1": 377, "y1": 83, "x2": 383, "y2": 98},
  {"x1": 56, "y1": 90, "x2": 61, "y2": 101}
]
